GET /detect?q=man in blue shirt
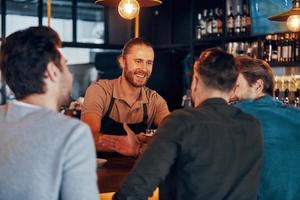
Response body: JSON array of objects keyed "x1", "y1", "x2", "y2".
[{"x1": 232, "y1": 56, "x2": 300, "y2": 200}]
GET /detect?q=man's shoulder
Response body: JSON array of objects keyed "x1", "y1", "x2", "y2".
[
  {"x1": 167, "y1": 108, "x2": 204, "y2": 122},
  {"x1": 143, "y1": 86, "x2": 165, "y2": 101},
  {"x1": 89, "y1": 79, "x2": 117, "y2": 92},
  {"x1": 46, "y1": 111, "x2": 89, "y2": 130}
]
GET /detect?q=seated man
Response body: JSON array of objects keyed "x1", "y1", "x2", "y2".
[
  {"x1": 0, "y1": 27, "x2": 98, "y2": 200},
  {"x1": 113, "y1": 48, "x2": 263, "y2": 200},
  {"x1": 81, "y1": 38, "x2": 169, "y2": 158},
  {"x1": 232, "y1": 56, "x2": 300, "y2": 200}
]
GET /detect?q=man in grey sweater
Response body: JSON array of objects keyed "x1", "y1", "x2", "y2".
[{"x1": 0, "y1": 26, "x2": 99, "y2": 200}]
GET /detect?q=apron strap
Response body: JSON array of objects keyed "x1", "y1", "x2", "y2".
[
  {"x1": 142, "y1": 103, "x2": 148, "y2": 126},
  {"x1": 106, "y1": 97, "x2": 115, "y2": 117}
]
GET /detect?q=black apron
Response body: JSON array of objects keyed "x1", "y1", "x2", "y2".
[{"x1": 97, "y1": 97, "x2": 148, "y2": 158}]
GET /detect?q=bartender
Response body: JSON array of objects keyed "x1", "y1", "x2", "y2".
[{"x1": 81, "y1": 38, "x2": 170, "y2": 158}]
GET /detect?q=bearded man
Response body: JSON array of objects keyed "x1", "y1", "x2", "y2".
[{"x1": 81, "y1": 38, "x2": 170, "y2": 157}]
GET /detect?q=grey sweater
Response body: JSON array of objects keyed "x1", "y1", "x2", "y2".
[{"x1": 0, "y1": 102, "x2": 99, "y2": 200}]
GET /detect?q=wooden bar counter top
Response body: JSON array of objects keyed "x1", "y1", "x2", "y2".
[{"x1": 97, "y1": 156, "x2": 158, "y2": 200}]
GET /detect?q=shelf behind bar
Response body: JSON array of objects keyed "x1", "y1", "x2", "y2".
[
  {"x1": 62, "y1": 42, "x2": 123, "y2": 49},
  {"x1": 225, "y1": 34, "x2": 266, "y2": 42},
  {"x1": 192, "y1": 38, "x2": 223, "y2": 46},
  {"x1": 269, "y1": 61, "x2": 300, "y2": 67}
]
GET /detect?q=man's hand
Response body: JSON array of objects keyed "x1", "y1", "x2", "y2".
[{"x1": 114, "y1": 123, "x2": 140, "y2": 157}]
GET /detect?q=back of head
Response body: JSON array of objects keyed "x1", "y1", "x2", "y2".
[
  {"x1": 235, "y1": 56, "x2": 274, "y2": 96},
  {"x1": 194, "y1": 48, "x2": 238, "y2": 92},
  {"x1": 0, "y1": 26, "x2": 62, "y2": 100},
  {"x1": 122, "y1": 37, "x2": 153, "y2": 57}
]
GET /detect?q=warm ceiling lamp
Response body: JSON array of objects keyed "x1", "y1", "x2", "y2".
[
  {"x1": 95, "y1": 0, "x2": 162, "y2": 37},
  {"x1": 95, "y1": 0, "x2": 162, "y2": 19},
  {"x1": 118, "y1": 0, "x2": 140, "y2": 20},
  {"x1": 269, "y1": 0, "x2": 300, "y2": 32}
]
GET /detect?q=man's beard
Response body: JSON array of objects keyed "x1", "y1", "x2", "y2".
[{"x1": 124, "y1": 65, "x2": 150, "y2": 88}]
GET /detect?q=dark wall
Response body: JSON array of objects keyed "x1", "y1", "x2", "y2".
[
  {"x1": 147, "y1": 50, "x2": 188, "y2": 111},
  {"x1": 106, "y1": 0, "x2": 192, "y2": 45}
]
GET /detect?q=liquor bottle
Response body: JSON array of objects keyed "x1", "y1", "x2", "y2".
[
  {"x1": 212, "y1": 8, "x2": 219, "y2": 37},
  {"x1": 241, "y1": 3, "x2": 247, "y2": 35},
  {"x1": 295, "y1": 33, "x2": 299, "y2": 62},
  {"x1": 277, "y1": 35, "x2": 283, "y2": 62},
  {"x1": 217, "y1": 8, "x2": 223, "y2": 37},
  {"x1": 201, "y1": 9, "x2": 208, "y2": 38},
  {"x1": 195, "y1": 13, "x2": 202, "y2": 40},
  {"x1": 234, "y1": 5, "x2": 242, "y2": 36},
  {"x1": 287, "y1": 33, "x2": 292, "y2": 62},
  {"x1": 282, "y1": 34, "x2": 289, "y2": 62},
  {"x1": 227, "y1": 6, "x2": 234, "y2": 37},
  {"x1": 264, "y1": 35, "x2": 272, "y2": 62},
  {"x1": 245, "y1": 1, "x2": 252, "y2": 35},
  {"x1": 206, "y1": 9, "x2": 214, "y2": 37},
  {"x1": 271, "y1": 34, "x2": 278, "y2": 62}
]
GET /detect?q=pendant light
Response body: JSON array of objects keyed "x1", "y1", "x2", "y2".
[{"x1": 268, "y1": 0, "x2": 300, "y2": 32}]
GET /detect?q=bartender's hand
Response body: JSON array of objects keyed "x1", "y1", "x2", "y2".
[{"x1": 114, "y1": 123, "x2": 140, "y2": 157}]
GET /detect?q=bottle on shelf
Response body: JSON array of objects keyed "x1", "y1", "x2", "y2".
[
  {"x1": 234, "y1": 5, "x2": 242, "y2": 36},
  {"x1": 212, "y1": 8, "x2": 219, "y2": 38},
  {"x1": 195, "y1": 13, "x2": 202, "y2": 40},
  {"x1": 201, "y1": 9, "x2": 208, "y2": 38},
  {"x1": 244, "y1": 1, "x2": 252, "y2": 35},
  {"x1": 294, "y1": 33, "x2": 299, "y2": 62},
  {"x1": 271, "y1": 34, "x2": 278, "y2": 62},
  {"x1": 263, "y1": 35, "x2": 272, "y2": 62},
  {"x1": 263, "y1": 33, "x2": 300, "y2": 64},
  {"x1": 206, "y1": 9, "x2": 214, "y2": 38},
  {"x1": 217, "y1": 8, "x2": 223, "y2": 37},
  {"x1": 241, "y1": 3, "x2": 247, "y2": 35},
  {"x1": 227, "y1": 6, "x2": 235, "y2": 37}
]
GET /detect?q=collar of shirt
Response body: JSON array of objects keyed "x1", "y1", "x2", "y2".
[
  {"x1": 12, "y1": 100, "x2": 41, "y2": 109},
  {"x1": 238, "y1": 95, "x2": 282, "y2": 107},
  {"x1": 197, "y1": 98, "x2": 228, "y2": 108},
  {"x1": 112, "y1": 77, "x2": 148, "y2": 104}
]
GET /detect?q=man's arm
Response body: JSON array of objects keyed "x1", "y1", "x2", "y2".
[
  {"x1": 114, "y1": 111, "x2": 185, "y2": 199},
  {"x1": 153, "y1": 93, "x2": 170, "y2": 126},
  {"x1": 61, "y1": 123, "x2": 99, "y2": 200},
  {"x1": 81, "y1": 113, "x2": 139, "y2": 156}
]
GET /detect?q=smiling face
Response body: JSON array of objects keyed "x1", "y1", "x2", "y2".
[{"x1": 121, "y1": 44, "x2": 154, "y2": 88}]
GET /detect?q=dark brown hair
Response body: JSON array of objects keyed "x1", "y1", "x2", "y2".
[
  {"x1": 0, "y1": 26, "x2": 62, "y2": 100},
  {"x1": 194, "y1": 48, "x2": 238, "y2": 92},
  {"x1": 235, "y1": 56, "x2": 274, "y2": 96}
]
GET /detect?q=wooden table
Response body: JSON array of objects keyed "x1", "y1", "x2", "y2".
[
  {"x1": 97, "y1": 156, "x2": 159, "y2": 200},
  {"x1": 97, "y1": 156, "x2": 136, "y2": 193}
]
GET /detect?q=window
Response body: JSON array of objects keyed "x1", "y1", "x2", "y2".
[
  {"x1": 77, "y1": 1, "x2": 105, "y2": 44},
  {"x1": 43, "y1": 0, "x2": 72, "y2": 42},
  {"x1": 6, "y1": 0, "x2": 38, "y2": 36}
]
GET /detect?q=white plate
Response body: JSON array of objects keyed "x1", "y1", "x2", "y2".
[{"x1": 96, "y1": 158, "x2": 107, "y2": 168}]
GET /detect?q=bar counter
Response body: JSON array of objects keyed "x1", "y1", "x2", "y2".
[{"x1": 98, "y1": 156, "x2": 159, "y2": 200}]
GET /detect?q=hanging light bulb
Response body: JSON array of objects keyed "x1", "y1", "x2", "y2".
[
  {"x1": 118, "y1": 0, "x2": 140, "y2": 20},
  {"x1": 287, "y1": 15, "x2": 300, "y2": 32},
  {"x1": 269, "y1": 0, "x2": 300, "y2": 32}
]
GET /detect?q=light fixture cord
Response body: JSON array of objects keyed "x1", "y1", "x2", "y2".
[{"x1": 47, "y1": 0, "x2": 51, "y2": 27}]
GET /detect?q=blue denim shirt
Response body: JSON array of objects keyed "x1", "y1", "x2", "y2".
[{"x1": 235, "y1": 95, "x2": 300, "y2": 200}]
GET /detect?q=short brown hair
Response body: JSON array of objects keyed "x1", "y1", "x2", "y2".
[
  {"x1": 0, "y1": 26, "x2": 62, "y2": 100},
  {"x1": 235, "y1": 56, "x2": 274, "y2": 96},
  {"x1": 194, "y1": 48, "x2": 238, "y2": 92}
]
